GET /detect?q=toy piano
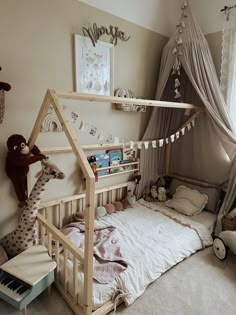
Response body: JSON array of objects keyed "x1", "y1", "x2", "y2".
[{"x1": 0, "y1": 245, "x2": 56, "y2": 315}]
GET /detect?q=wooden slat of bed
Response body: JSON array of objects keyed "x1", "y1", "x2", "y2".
[{"x1": 37, "y1": 213, "x2": 84, "y2": 263}]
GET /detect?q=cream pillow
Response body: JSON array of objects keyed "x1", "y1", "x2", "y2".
[{"x1": 166, "y1": 185, "x2": 208, "y2": 216}]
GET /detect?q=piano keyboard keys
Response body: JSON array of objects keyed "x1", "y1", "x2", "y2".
[{"x1": 0, "y1": 274, "x2": 31, "y2": 302}]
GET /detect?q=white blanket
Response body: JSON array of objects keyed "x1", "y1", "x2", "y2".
[{"x1": 98, "y1": 199, "x2": 213, "y2": 305}]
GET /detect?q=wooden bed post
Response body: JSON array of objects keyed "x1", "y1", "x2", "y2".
[
  {"x1": 48, "y1": 89, "x2": 95, "y2": 315},
  {"x1": 28, "y1": 90, "x2": 52, "y2": 150},
  {"x1": 27, "y1": 90, "x2": 52, "y2": 193}
]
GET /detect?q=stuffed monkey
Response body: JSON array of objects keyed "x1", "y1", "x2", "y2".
[{"x1": 5, "y1": 134, "x2": 46, "y2": 208}]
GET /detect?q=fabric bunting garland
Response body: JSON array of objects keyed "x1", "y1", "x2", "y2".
[{"x1": 53, "y1": 104, "x2": 199, "y2": 151}]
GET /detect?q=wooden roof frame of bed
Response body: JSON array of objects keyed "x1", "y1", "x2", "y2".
[{"x1": 28, "y1": 89, "x2": 221, "y2": 315}]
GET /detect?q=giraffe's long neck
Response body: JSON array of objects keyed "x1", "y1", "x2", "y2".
[
  {"x1": 18, "y1": 174, "x2": 50, "y2": 225},
  {"x1": 1, "y1": 173, "x2": 52, "y2": 257}
]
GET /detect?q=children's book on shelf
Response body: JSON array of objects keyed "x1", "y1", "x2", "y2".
[
  {"x1": 120, "y1": 159, "x2": 132, "y2": 171},
  {"x1": 95, "y1": 153, "x2": 109, "y2": 176},
  {"x1": 107, "y1": 149, "x2": 123, "y2": 174},
  {"x1": 123, "y1": 147, "x2": 137, "y2": 161}
]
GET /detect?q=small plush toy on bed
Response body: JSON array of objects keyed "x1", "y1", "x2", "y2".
[
  {"x1": 5, "y1": 134, "x2": 46, "y2": 208},
  {"x1": 156, "y1": 176, "x2": 171, "y2": 197},
  {"x1": 150, "y1": 185, "x2": 158, "y2": 200},
  {"x1": 157, "y1": 186, "x2": 167, "y2": 202},
  {"x1": 87, "y1": 155, "x2": 98, "y2": 182}
]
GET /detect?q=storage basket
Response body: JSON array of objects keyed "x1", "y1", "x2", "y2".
[{"x1": 222, "y1": 215, "x2": 236, "y2": 231}]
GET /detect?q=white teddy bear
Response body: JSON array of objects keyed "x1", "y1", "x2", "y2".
[
  {"x1": 157, "y1": 187, "x2": 167, "y2": 202},
  {"x1": 150, "y1": 185, "x2": 158, "y2": 200}
]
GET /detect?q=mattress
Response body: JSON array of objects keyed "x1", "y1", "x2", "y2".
[
  {"x1": 188, "y1": 209, "x2": 217, "y2": 234},
  {"x1": 58, "y1": 199, "x2": 214, "y2": 309}
]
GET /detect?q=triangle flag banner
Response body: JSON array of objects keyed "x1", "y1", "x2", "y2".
[
  {"x1": 79, "y1": 120, "x2": 86, "y2": 131},
  {"x1": 106, "y1": 134, "x2": 113, "y2": 143},
  {"x1": 170, "y1": 134, "x2": 175, "y2": 143},
  {"x1": 130, "y1": 141, "x2": 134, "y2": 149},
  {"x1": 98, "y1": 131, "x2": 105, "y2": 141},
  {"x1": 152, "y1": 140, "x2": 157, "y2": 148},
  {"x1": 137, "y1": 142, "x2": 142, "y2": 149},
  {"x1": 176, "y1": 37, "x2": 183, "y2": 45},
  {"x1": 159, "y1": 139, "x2": 164, "y2": 147},
  {"x1": 174, "y1": 88, "x2": 182, "y2": 99},
  {"x1": 123, "y1": 140, "x2": 129, "y2": 148},
  {"x1": 89, "y1": 125, "x2": 97, "y2": 136},
  {"x1": 113, "y1": 137, "x2": 119, "y2": 144},
  {"x1": 64, "y1": 106, "x2": 200, "y2": 153},
  {"x1": 71, "y1": 111, "x2": 79, "y2": 124},
  {"x1": 172, "y1": 47, "x2": 177, "y2": 54},
  {"x1": 175, "y1": 78, "x2": 180, "y2": 88}
]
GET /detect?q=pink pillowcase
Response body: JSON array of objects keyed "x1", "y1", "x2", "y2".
[
  {"x1": 121, "y1": 199, "x2": 133, "y2": 209},
  {"x1": 104, "y1": 203, "x2": 115, "y2": 214},
  {"x1": 112, "y1": 201, "x2": 123, "y2": 211}
]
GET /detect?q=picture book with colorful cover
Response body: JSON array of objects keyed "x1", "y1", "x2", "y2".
[
  {"x1": 95, "y1": 153, "x2": 109, "y2": 176},
  {"x1": 107, "y1": 149, "x2": 123, "y2": 174},
  {"x1": 123, "y1": 147, "x2": 137, "y2": 161}
]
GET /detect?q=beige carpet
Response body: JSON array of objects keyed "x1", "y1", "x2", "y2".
[{"x1": 0, "y1": 247, "x2": 236, "y2": 315}]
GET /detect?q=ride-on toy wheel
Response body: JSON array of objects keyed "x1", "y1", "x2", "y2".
[{"x1": 213, "y1": 237, "x2": 228, "y2": 260}]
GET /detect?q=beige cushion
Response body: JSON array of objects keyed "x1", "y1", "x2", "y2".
[
  {"x1": 166, "y1": 185, "x2": 208, "y2": 216},
  {"x1": 169, "y1": 178, "x2": 223, "y2": 213}
]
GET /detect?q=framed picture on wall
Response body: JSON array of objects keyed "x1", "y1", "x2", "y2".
[{"x1": 74, "y1": 34, "x2": 114, "y2": 96}]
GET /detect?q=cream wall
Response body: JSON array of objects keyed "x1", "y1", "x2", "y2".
[
  {"x1": 206, "y1": 32, "x2": 223, "y2": 79},
  {"x1": 80, "y1": 0, "x2": 182, "y2": 36},
  {"x1": 0, "y1": 0, "x2": 167, "y2": 237},
  {"x1": 189, "y1": 0, "x2": 235, "y2": 35}
]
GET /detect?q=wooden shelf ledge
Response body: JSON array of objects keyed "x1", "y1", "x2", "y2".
[{"x1": 54, "y1": 90, "x2": 199, "y2": 110}]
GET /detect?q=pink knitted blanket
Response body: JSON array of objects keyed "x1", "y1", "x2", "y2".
[{"x1": 60, "y1": 222, "x2": 127, "y2": 284}]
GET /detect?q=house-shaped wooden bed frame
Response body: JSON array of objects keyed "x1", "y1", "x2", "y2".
[{"x1": 29, "y1": 89, "x2": 224, "y2": 315}]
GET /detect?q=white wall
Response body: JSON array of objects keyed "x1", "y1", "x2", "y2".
[{"x1": 79, "y1": 0, "x2": 182, "y2": 36}]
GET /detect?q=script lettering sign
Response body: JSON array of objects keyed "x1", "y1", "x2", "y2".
[{"x1": 82, "y1": 23, "x2": 130, "y2": 47}]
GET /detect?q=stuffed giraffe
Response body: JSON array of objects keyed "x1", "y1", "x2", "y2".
[{"x1": 1, "y1": 158, "x2": 65, "y2": 257}]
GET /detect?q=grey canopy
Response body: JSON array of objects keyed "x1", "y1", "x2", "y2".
[{"x1": 138, "y1": 0, "x2": 236, "y2": 234}]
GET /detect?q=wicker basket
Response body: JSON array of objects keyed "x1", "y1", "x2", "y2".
[{"x1": 222, "y1": 215, "x2": 236, "y2": 231}]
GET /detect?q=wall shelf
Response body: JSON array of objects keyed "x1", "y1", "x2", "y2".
[{"x1": 98, "y1": 160, "x2": 140, "y2": 179}]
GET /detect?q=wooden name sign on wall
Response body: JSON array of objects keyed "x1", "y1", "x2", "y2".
[{"x1": 82, "y1": 23, "x2": 130, "y2": 47}]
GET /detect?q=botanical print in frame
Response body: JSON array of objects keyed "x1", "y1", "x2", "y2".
[{"x1": 74, "y1": 34, "x2": 114, "y2": 96}]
